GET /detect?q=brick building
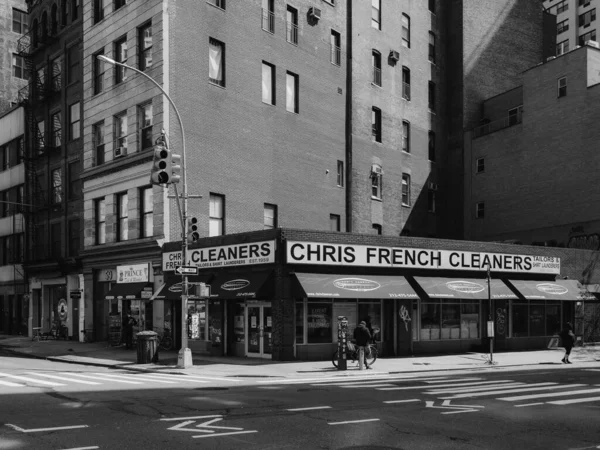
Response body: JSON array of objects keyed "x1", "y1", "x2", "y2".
[{"x1": 0, "y1": 0, "x2": 29, "y2": 114}]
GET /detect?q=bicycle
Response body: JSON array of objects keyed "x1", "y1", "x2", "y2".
[
  {"x1": 154, "y1": 327, "x2": 174, "y2": 351},
  {"x1": 332, "y1": 341, "x2": 378, "y2": 368}
]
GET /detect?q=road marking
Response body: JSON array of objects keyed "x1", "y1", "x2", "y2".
[
  {"x1": 0, "y1": 372, "x2": 65, "y2": 387},
  {"x1": 62, "y1": 373, "x2": 141, "y2": 385},
  {"x1": 134, "y1": 374, "x2": 208, "y2": 383},
  {"x1": 163, "y1": 415, "x2": 258, "y2": 439},
  {"x1": 380, "y1": 382, "x2": 522, "y2": 392},
  {"x1": 426, "y1": 383, "x2": 526, "y2": 394},
  {"x1": 442, "y1": 384, "x2": 586, "y2": 399},
  {"x1": 383, "y1": 399, "x2": 420, "y2": 404},
  {"x1": 548, "y1": 396, "x2": 600, "y2": 405},
  {"x1": 287, "y1": 406, "x2": 332, "y2": 411},
  {"x1": 0, "y1": 379, "x2": 24, "y2": 387},
  {"x1": 514, "y1": 403, "x2": 544, "y2": 407},
  {"x1": 25, "y1": 373, "x2": 102, "y2": 385},
  {"x1": 193, "y1": 430, "x2": 258, "y2": 438},
  {"x1": 178, "y1": 375, "x2": 242, "y2": 382},
  {"x1": 328, "y1": 419, "x2": 380, "y2": 425},
  {"x1": 122, "y1": 374, "x2": 178, "y2": 384},
  {"x1": 424, "y1": 378, "x2": 482, "y2": 384},
  {"x1": 426, "y1": 399, "x2": 484, "y2": 414},
  {"x1": 313, "y1": 375, "x2": 451, "y2": 387},
  {"x1": 5, "y1": 424, "x2": 88, "y2": 433},
  {"x1": 160, "y1": 415, "x2": 222, "y2": 421},
  {"x1": 499, "y1": 388, "x2": 600, "y2": 402},
  {"x1": 259, "y1": 373, "x2": 393, "y2": 384},
  {"x1": 62, "y1": 447, "x2": 99, "y2": 450},
  {"x1": 341, "y1": 383, "x2": 396, "y2": 389}
]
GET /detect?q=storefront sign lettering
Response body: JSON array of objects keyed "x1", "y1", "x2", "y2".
[
  {"x1": 536, "y1": 283, "x2": 568, "y2": 295},
  {"x1": 221, "y1": 279, "x2": 250, "y2": 291},
  {"x1": 333, "y1": 278, "x2": 381, "y2": 292},
  {"x1": 162, "y1": 240, "x2": 276, "y2": 271},
  {"x1": 117, "y1": 263, "x2": 149, "y2": 283},
  {"x1": 446, "y1": 281, "x2": 485, "y2": 294},
  {"x1": 286, "y1": 241, "x2": 561, "y2": 274}
]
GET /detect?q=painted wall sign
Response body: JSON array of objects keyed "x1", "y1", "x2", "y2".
[
  {"x1": 162, "y1": 240, "x2": 276, "y2": 271},
  {"x1": 117, "y1": 263, "x2": 150, "y2": 283},
  {"x1": 286, "y1": 241, "x2": 561, "y2": 274}
]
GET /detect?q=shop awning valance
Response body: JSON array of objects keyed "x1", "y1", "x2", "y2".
[
  {"x1": 294, "y1": 273, "x2": 419, "y2": 299},
  {"x1": 412, "y1": 276, "x2": 517, "y2": 300},
  {"x1": 105, "y1": 282, "x2": 153, "y2": 300},
  {"x1": 209, "y1": 271, "x2": 273, "y2": 299},
  {"x1": 151, "y1": 274, "x2": 214, "y2": 301},
  {"x1": 508, "y1": 279, "x2": 596, "y2": 301}
]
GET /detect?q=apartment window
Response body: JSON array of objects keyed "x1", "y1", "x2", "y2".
[
  {"x1": 429, "y1": 0, "x2": 435, "y2": 14},
  {"x1": 209, "y1": 194, "x2": 224, "y2": 236},
  {"x1": 114, "y1": 111, "x2": 128, "y2": 152},
  {"x1": 93, "y1": 50, "x2": 104, "y2": 94},
  {"x1": 139, "y1": 23, "x2": 152, "y2": 70},
  {"x1": 51, "y1": 168, "x2": 62, "y2": 205},
  {"x1": 372, "y1": 107, "x2": 381, "y2": 142},
  {"x1": 428, "y1": 131, "x2": 436, "y2": 162},
  {"x1": 476, "y1": 157, "x2": 485, "y2": 173},
  {"x1": 12, "y1": 8, "x2": 28, "y2": 34},
  {"x1": 286, "y1": 71, "x2": 299, "y2": 113},
  {"x1": 558, "y1": 77, "x2": 567, "y2": 97},
  {"x1": 114, "y1": 0, "x2": 126, "y2": 11},
  {"x1": 373, "y1": 224, "x2": 382, "y2": 235},
  {"x1": 68, "y1": 220, "x2": 80, "y2": 257},
  {"x1": 115, "y1": 37, "x2": 127, "y2": 84},
  {"x1": 0, "y1": 192, "x2": 8, "y2": 218},
  {"x1": 428, "y1": 190, "x2": 436, "y2": 213},
  {"x1": 51, "y1": 56, "x2": 62, "y2": 92},
  {"x1": 579, "y1": 0, "x2": 591, "y2": 5},
  {"x1": 36, "y1": 120, "x2": 45, "y2": 154},
  {"x1": 428, "y1": 81, "x2": 436, "y2": 111},
  {"x1": 429, "y1": 32, "x2": 436, "y2": 63},
  {"x1": 140, "y1": 187, "x2": 153, "y2": 238},
  {"x1": 139, "y1": 103, "x2": 153, "y2": 150},
  {"x1": 209, "y1": 38, "x2": 225, "y2": 87},
  {"x1": 93, "y1": 0, "x2": 104, "y2": 24},
  {"x1": 0, "y1": 147, "x2": 5, "y2": 172},
  {"x1": 556, "y1": 39, "x2": 569, "y2": 55},
  {"x1": 60, "y1": 0, "x2": 67, "y2": 27},
  {"x1": 402, "y1": 66, "x2": 410, "y2": 100},
  {"x1": 337, "y1": 160, "x2": 344, "y2": 187},
  {"x1": 330, "y1": 214, "x2": 340, "y2": 232},
  {"x1": 557, "y1": 19, "x2": 568, "y2": 35},
  {"x1": 262, "y1": 62, "x2": 275, "y2": 105},
  {"x1": 93, "y1": 121, "x2": 105, "y2": 165},
  {"x1": 208, "y1": 0, "x2": 225, "y2": 9},
  {"x1": 476, "y1": 202, "x2": 485, "y2": 219},
  {"x1": 262, "y1": 0, "x2": 274, "y2": 33},
  {"x1": 330, "y1": 30, "x2": 341, "y2": 65},
  {"x1": 556, "y1": 0, "x2": 568, "y2": 14},
  {"x1": 71, "y1": 0, "x2": 79, "y2": 21},
  {"x1": 69, "y1": 102, "x2": 80, "y2": 140},
  {"x1": 579, "y1": 9, "x2": 596, "y2": 27},
  {"x1": 68, "y1": 160, "x2": 81, "y2": 199},
  {"x1": 51, "y1": 223, "x2": 61, "y2": 256},
  {"x1": 264, "y1": 203, "x2": 277, "y2": 229},
  {"x1": 402, "y1": 121, "x2": 410, "y2": 153},
  {"x1": 287, "y1": 6, "x2": 298, "y2": 45},
  {"x1": 12, "y1": 54, "x2": 28, "y2": 80},
  {"x1": 508, "y1": 105, "x2": 522, "y2": 126},
  {"x1": 579, "y1": 30, "x2": 597, "y2": 46},
  {"x1": 117, "y1": 192, "x2": 129, "y2": 241},
  {"x1": 50, "y1": 111, "x2": 62, "y2": 148},
  {"x1": 371, "y1": 164, "x2": 382, "y2": 199},
  {"x1": 372, "y1": 50, "x2": 382, "y2": 86},
  {"x1": 371, "y1": 0, "x2": 381, "y2": 29},
  {"x1": 17, "y1": 185, "x2": 24, "y2": 213},
  {"x1": 95, "y1": 198, "x2": 106, "y2": 244},
  {"x1": 401, "y1": 14, "x2": 410, "y2": 48},
  {"x1": 401, "y1": 174, "x2": 411, "y2": 207}
]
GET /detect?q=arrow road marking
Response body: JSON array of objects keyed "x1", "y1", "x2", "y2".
[
  {"x1": 426, "y1": 400, "x2": 484, "y2": 415},
  {"x1": 161, "y1": 415, "x2": 258, "y2": 439}
]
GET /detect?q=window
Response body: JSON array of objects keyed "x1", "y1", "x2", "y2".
[
  {"x1": 12, "y1": 54, "x2": 28, "y2": 80},
  {"x1": 51, "y1": 168, "x2": 62, "y2": 205},
  {"x1": 139, "y1": 23, "x2": 152, "y2": 70},
  {"x1": 330, "y1": 30, "x2": 341, "y2": 65},
  {"x1": 512, "y1": 300, "x2": 560, "y2": 338},
  {"x1": 428, "y1": 131, "x2": 436, "y2": 162},
  {"x1": 371, "y1": 164, "x2": 382, "y2": 199},
  {"x1": 51, "y1": 56, "x2": 62, "y2": 92},
  {"x1": 262, "y1": 0, "x2": 274, "y2": 33},
  {"x1": 114, "y1": 111, "x2": 128, "y2": 152},
  {"x1": 16, "y1": 185, "x2": 24, "y2": 213},
  {"x1": 557, "y1": 19, "x2": 568, "y2": 35},
  {"x1": 428, "y1": 190, "x2": 436, "y2": 213},
  {"x1": 139, "y1": 103, "x2": 153, "y2": 150},
  {"x1": 372, "y1": 224, "x2": 382, "y2": 235},
  {"x1": 93, "y1": 0, "x2": 104, "y2": 24},
  {"x1": 401, "y1": 174, "x2": 411, "y2": 207},
  {"x1": 579, "y1": 0, "x2": 590, "y2": 5},
  {"x1": 61, "y1": 0, "x2": 67, "y2": 27},
  {"x1": 264, "y1": 203, "x2": 277, "y2": 229},
  {"x1": 475, "y1": 202, "x2": 485, "y2": 219},
  {"x1": 429, "y1": 0, "x2": 435, "y2": 14},
  {"x1": 51, "y1": 223, "x2": 61, "y2": 256},
  {"x1": 51, "y1": 4, "x2": 58, "y2": 35},
  {"x1": 307, "y1": 303, "x2": 332, "y2": 343},
  {"x1": 337, "y1": 160, "x2": 344, "y2": 187},
  {"x1": 429, "y1": 32, "x2": 436, "y2": 63},
  {"x1": 508, "y1": 105, "x2": 522, "y2": 126},
  {"x1": 372, "y1": 50, "x2": 381, "y2": 86},
  {"x1": 0, "y1": 147, "x2": 5, "y2": 172},
  {"x1": 556, "y1": 39, "x2": 569, "y2": 56},
  {"x1": 140, "y1": 187, "x2": 153, "y2": 238},
  {"x1": 208, "y1": 0, "x2": 225, "y2": 8},
  {"x1": 402, "y1": 121, "x2": 410, "y2": 153},
  {"x1": 371, "y1": 0, "x2": 381, "y2": 29},
  {"x1": 420, "y1": 300, "x2": 480, "y2": 340},
  {"x1": 330, "y1": 214, "x2": 340, "y2": 232},
  {"x1": 114, "y1": 0, "x2": 126, "y2": 11},
  {"x1": 95, "y1": 198, "x2": 106, "y2": 244},
  {"x1": 12, "y1": 8, "x2": 28, "y2": 34},
  {"x1": 262, "y1": 62, "x2": 275, "y2": 105},
  {"x1": 67, "y1": 45, "x2": 80, "y2": 84},
  {"x1": 476, "y1": 157, "x2": 485, "y2": 173},
  {"x1": 286, "y1": 6, "x2": 298, "y2": 44},
  {"x1": 0, "y1": 191, "x2": 8, "y2": 218},
  {"x1": 556, "y1": 0, "x2": 568, "y2": 14},
  {"x1": 579, "y1": 30, "x2": 597, "y2": 46},
  {"x1": 209, "y1": 38, "x2": 225, "y2": 87},
  {"x1": 93, "y1": 50, "x2": 104, "y2": 94},
  {"x1": 117, "y1": 192, "x2": 128, "y2": 241},
  {"x1": 402, "y1": 66, "x2": 410, "y2": 100},
  {"x1": 579, "y1": 9, "x2": 596, "y2": 27},
  {"x1": 558, "y1": 77, "x2": 567, "y2": 97},
  {"x1": 93, "y1": 121, "x2": 105, "y2": 165},
  {"x1": 286, "y1": 71, "x2": 299, "y2": 113},
  {"x1": 69, "y1": 102, "x2": 80, "y2": 140},
  {"x1": 428, "y1": 81, "x2": 436, "y2": 111},
  {"x1": 68, "y1": 160, "x2": 81, "y2": 199},
  {"x1": 50, "y1": 111, "x2": 62, "y2": 148},
  {"x1": 372, "y1": 107, "x2": 381, "y2": 142},
  {"x1": 209, "y1": 193, "x2": 224, "y2": 236},
  {"x1": 68, "y1": 220, "x2": 80, "y2": 257},
  {"x1": 36, "y1": 120, "x2": 45, "y2": 154},
  {"x1": 71, "y1": 0, "x2": 79, "y2": 21},
  {"x1": 401, "y1": 14, "x2": 410, "y2": 48},
  {"x1": 115, "y1": 37, "x2": 127, "y2": 84}
]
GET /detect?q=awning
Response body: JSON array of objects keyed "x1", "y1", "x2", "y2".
[
  {"x1": 294, "y1": 273, "x2": 419, "y2": 299},
  {"x1": 508, "y1": 279, "x2": 596, "y2": 301},
  {"x1": 151, "y1": 274, "x2": 214, "y2": 301},
  {"x1": 105, "y1": 282, "x2": 153, "y2": 300},
  {"x1": 209, "y1": 271, "x2": 273, "y2": 299},
  {"x1": 412, "y1": 276, "x2": 517, "y2": 300}
]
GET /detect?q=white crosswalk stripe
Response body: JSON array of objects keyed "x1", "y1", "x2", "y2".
[
  {"x1": 378, "y1": 380, "x2": 516, "y2": 391},
  {"x1": 0, "y1": 372, "x2": 65, "y2": 386},
  {"x1": 0, "y1": 379, "x2": 24, "y2": 387},
  {"x1": 499, "y1": 388, "x2": 600, "y2": 402},
  {"x1": 25, "y1": 372, "x2": 102, "y2": 385},
  {"x1": 440, "y1": 383, "x2": 586, "y2": 399},
  {"x1": 128, "y1": 374, "x2": 208, "y2": 384},
  {"x1": 60, "y1": 372, "x2": 142, "y2": 385},
  {"x1": 548, "y1": 396, "x2": 600, "y2": 405},
  {"x1": 424, "y1": 382, "x2": 526, "y2": 394},
  {"x1": 312, "y1": 375, "x2": 453, "y2": 387},
  {"x1": 103, "y1": 373, "x2": 178, "y2": 384}
]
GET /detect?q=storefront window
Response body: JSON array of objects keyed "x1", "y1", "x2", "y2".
[
  {"x1": 420, "y1": 300, "x2": 480, "y2": 340},
  {"x1": 358, "y1": 302, "x2": 381, "y2": 341},
  {"x1": 546, "y1": 304, "x2": 560, "y2": 336},
  {"x1": 441, "y1": 302, "x2": 460, "y2": 339},
  {"x1": 460, "y1": 302, "x2": 479, "y2": 339},
  {"x1": 188, "y1": 300, "x2": 207, "y2": 340},
  {"x1": 421, "y1": 303, "x2": 440, "y2": 340},
  {"x1": 512, "y1": 303, "x2": 529, "y2": 337},
  {"x1": 512, "y1": 301, "x2": 561, "y2": 337},
  {"x1": 529, "y1": 302, "x2": 545, "y2": 336},
  {"x1": 307, "y1": 303, "x2": 332, "y2": 343},
  {"x1": 295, "y1": 301, "x2": 304, "y2": 344},
  {"x1": 234, "y1": 302, "x2": 244, "y2": 343}
]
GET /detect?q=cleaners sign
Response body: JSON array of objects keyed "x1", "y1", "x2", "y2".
[{"x1": 286, "y1": 241, "x2": 560, "y2": 274}]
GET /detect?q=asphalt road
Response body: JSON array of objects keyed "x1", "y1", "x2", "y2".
[{"x1": 1, "y1": 352, "x2": 599, "y2": 450}]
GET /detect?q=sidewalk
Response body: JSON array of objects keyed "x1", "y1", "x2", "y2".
[{"x1": 1, "y1": 334, "x2": 599, "y2": 379}]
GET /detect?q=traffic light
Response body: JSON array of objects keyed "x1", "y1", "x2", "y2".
[
  {"x1": 170, "y1": 153, "x2": 182, "y2": 184},
  {"x1": 150, "y1": 143, "x2": 172, "y2": 185},
  {"x1": 187, "y1": 217, "x2": 199, "y2": 242}
]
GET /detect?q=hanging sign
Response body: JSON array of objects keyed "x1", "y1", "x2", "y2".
[{"x1": 117, "y1": 263, "x2": 150, "y2": 283}]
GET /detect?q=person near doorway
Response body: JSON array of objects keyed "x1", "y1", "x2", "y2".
[
  {"x1": 559, "y1": 322, "x2": 575, "y2": 364},
  {"x1": 124, "y1": 311, "x2": 138, "y2": 349},
  {"x1": 353, "y1": 321, "x2": 372, "y2": 370}
]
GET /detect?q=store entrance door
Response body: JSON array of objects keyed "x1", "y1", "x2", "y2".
[{"x1": 246, "y1": 303, "x2": 272, "y2": 359}]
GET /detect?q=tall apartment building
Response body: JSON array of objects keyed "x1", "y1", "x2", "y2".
[
  {"x1": 0, "y1": 0, "x2": 29, "y2": 114},
  {"x1": 544, "y1": 0, "x2": 599, "y2": 55}
]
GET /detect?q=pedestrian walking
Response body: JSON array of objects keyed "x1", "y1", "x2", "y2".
[
  {"x1": 353, "y1": 321, "x2": 372, "y2": 370},
  {"x1": 559, "y1": 322, "x2": 575, "y2": 364},
  {"x1": 124, "y1": 311, "x2": 138, "y2": 349}
]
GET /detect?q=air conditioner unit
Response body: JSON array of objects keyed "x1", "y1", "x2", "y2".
[
  {"x1": 114, "y1": 146, "x2": 127, "y2": 158},
  {"x1": 428, "y1": 182, "x2": 438, "y2": 191},
  {"x1": 586, "y1": 40, "x2": 600, "y2": 49},
  {"x1": 309, "y1": 6, "x2": 321, "y2": 20},
  {"x1": 389, "y1": 50, "x2": 400, "y2": 62}
]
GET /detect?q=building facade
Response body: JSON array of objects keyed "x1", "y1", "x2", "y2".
[
  {"x1": 544, "y1": 0, "x2": 600, "y2": 56},
  {"x1": 0, "y1": 0, "x2": 29, "y2": 114}
]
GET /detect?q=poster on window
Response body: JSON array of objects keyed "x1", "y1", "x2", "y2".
[
  {"x1": 307, "y1": 304, "x2": 332, "y2": 343},
  {"x1": 332, "y1": 303, "x2": 357, "y2": 342}
]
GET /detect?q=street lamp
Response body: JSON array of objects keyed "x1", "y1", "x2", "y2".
[{"x1": 97, "y1": 55, "x2": 193, "y2": 368}]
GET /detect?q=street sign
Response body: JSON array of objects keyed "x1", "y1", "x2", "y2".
[{"x1": 175, "y1": 265, "x2": 199, "y2": 275}]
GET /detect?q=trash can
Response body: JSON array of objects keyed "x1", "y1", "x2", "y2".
[{"x1": 136, "y1": 331, "x2": 159, "y2": 364}]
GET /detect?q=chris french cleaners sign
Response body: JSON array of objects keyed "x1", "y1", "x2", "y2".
[{"x1": 286, "y1": 241, "x2": 560, "y2": 274}]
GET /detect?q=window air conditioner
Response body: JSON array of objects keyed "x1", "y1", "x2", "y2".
[
  {"x1": 114, "y1": 146, "x2": 127, "y2": 158},
  {"x1": 428, "y1": 182, "x2": 438, "y2": 191},
  {"x1": 389, "y1": 50, "x2": 400, "y2": 62},
  {"x1": 309, "y1": 7, "x2": 321, "y2": 20},
  {"x1": 586, "y1": 40, "x2": 600, "y2": 49}
]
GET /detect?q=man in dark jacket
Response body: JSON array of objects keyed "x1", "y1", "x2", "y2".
[{"x1": 353, "y1": 321, "x2": 372, "y2": 370}]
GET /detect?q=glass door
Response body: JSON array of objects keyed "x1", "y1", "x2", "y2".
[{"x1": 246, "y1": 303, "x2": 272, "y2": 359}]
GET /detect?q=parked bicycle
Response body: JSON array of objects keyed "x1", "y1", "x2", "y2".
[
  {"x1": 332, "y1": 341, "x2": 378, "y2": 368},
  {"x1": 154, "y1": 327, "x2": 174, "y2": 351}
]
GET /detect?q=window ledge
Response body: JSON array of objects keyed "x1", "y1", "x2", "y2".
[
  {"x1": 402, "y1": 203, "x2": 411, "y2": 208},
  {"x1": 209, "y1": 81, "x2": 226, "y2": 89},
  {"x1": 206, "y1": 2, "x2": 225, "y2": 11},
  {"x1": 402, "y1": 150, "x2": 411, "y2": 155},
  {"x1": 262, "y1": 101, "x2": 276, "y2": 106},
  {"x1": 371, "y1": 196, "x2": 382, "y2": 202}
]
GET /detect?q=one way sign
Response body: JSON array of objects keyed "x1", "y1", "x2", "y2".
[{"x1": 175, "y1": 265, "x2": 199, "y2": 275}]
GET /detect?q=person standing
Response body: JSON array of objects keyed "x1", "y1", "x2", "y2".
[
  {"x1": 124, "y1": 311, "x2": 137, "y2": 350},
  {"x1": 353, "y1": 321, "x2": 372, "y2": 370},
  {"x1": 559, "y1": 322, "x2": 575, "y2": 364}
]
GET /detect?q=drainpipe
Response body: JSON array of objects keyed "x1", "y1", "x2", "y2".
[{"x1": 344, "y1": 0, "x2": 353, "y2": 232}]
